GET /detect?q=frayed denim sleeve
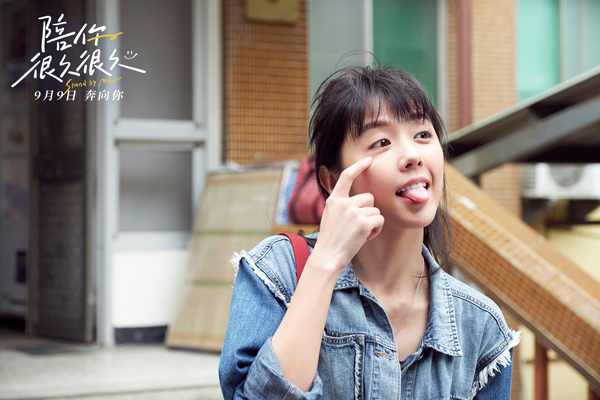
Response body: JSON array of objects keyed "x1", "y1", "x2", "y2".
[
  {"x1": 219, "y1": 257, "x2": 323, "y2": 400},
  {"x1": 468, "y1": 319, "x2": 519, "y2": 400},
  {"x1": 473, "y1": 348, "x2": 514, "y2": 400}
]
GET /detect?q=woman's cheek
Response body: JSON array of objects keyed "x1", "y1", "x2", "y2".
[{"x1": 353, "y1": 168, "x2": 377, "y2": 197}]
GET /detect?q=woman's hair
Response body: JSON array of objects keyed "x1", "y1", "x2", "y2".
[{"x1": 309, "y1": 64, "x2": 454, "y2": 271}]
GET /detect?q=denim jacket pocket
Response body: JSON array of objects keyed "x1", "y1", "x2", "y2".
[{"x1": 319, "y1": 331, "x2": 367, "y2": 400}]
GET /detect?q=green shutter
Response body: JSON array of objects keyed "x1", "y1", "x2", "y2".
[
  {"x1": 373, "y1": 0, "x2": 438, "y2": 106},
  {"x1": 517, "y1": 0, "x2": 560, "y2": 100},
  {"x1": 586, "y1": 0, "x2": 600, "y2": 70}
]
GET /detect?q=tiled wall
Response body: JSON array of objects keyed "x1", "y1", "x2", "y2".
[
  {"x1": 445, "y1": 0, "x2": 460, "y2": 133},
  {"x1": 471, "y1": 0, "x2": 517, "y2": 123},
  {"x1": 468, "y1": 0, "x2": 521, "y2": 227},
  {"x1": 222, "y1": 0, "x2": 309, "y2": 165},
  {"x1": 445, "y1": 0, "x2": 517, "y2": 131},
  {"x1": 480, "y1": 164, "x2": 522, "y2": 217}
]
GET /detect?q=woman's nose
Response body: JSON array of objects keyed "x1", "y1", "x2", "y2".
[{"x1": 399, "y1": 143, "x2": 423, "y2": 170}]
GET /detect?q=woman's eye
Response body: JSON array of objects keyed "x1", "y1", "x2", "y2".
[
  {"x1": 371, "y1": 139, "x2": 391, "y2": 149},
  {"x1": 415, "y1": 131, "x2": 432, "y2": 139}
]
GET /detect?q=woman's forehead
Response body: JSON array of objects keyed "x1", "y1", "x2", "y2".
[
  {"x1": 363, "y1": 112, "x2": 431, "y2": 126},
  {"x1": 361, "y1": 99, "x2": 430, "y2": 125},
  {"x1": 342, "y1": 95, "x2": 436, "y2": 143},
  {"x1": 358, "y1": 111, "x2": 432, "y2": 135}
]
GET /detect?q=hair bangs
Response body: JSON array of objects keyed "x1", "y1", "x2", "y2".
[
  {"x1": 346, "y1": 95, "x2": 435, "y2": 143},
  {"x1": 321, "y1": 67, "x2": 444, "y2": 147}
]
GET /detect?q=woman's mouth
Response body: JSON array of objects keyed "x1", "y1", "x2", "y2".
[{"x1": 396, "y1": 182, "x2": 429, "y2": 204}]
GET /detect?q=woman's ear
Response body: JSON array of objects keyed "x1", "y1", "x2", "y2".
[{"x1": 319, "y1": 165, "x2": 339, "y2": 195}]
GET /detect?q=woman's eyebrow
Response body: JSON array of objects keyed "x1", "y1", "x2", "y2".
[{"x1": 360, "y1": 120, "x2": 391, "y2": 134}]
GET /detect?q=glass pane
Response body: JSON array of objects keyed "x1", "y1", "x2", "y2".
[
  {"x1": 309, "y1": 0, "x2": 365, "y2": 100},
  {"x1": 119, "y1": 150, "x2": 192, "y2": 232},
  {"x1": 518, "y1": 0, "x2": 560, "y2": 100},
  {"x1": 586, "y1": 0, "x2": 600, "y2": 70},
  {"x1": 119, "y1": 0, "x2": 192, "y2": 120},
  {"x1": 373, "y1": 0, "x2": 438, "y2": 106}
]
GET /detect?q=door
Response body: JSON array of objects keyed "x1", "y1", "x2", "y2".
[{"x1": 27, "y1": 0, "x2": 94, "y2": 342}]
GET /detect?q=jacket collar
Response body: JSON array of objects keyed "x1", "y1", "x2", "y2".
[
  {"x1": 420, "y1": 244, "x2": 462, "y2": 357},
  {"x1": 328, "y1": 241, "x2": 462, "y2": 357}
]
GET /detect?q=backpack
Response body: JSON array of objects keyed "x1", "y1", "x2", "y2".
[
  {"x1": 288, "y1": 157, "x2": 325, "y2": 225},
  {"x1": 277, "y1": 232, "x2": 315, "y2": 282}
]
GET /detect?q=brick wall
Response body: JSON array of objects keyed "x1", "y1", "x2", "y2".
[
  {"x1": 470, "y1": 0, "x2": 521, "y2": 218},
  {"x1": 445, "y1": 0, "x2": 460, "y2": 133},
  {"x1": 222, "y1": 0, "x2": 309, "y2": 165},
  {"x1": 445, "y1": 0, "x2": 521, "y2": 215},
  {"x1": 446, "y1": 0, "x2": 516, "y2": 131},
  {"x1": 469, "y1": 0, "x2": 521, "y2": 224},
  {"x1": 481, "y1": 164, "x2": 522, "y2": 216},
  {"x1": 471, "y1": 0, "x2": 517, "y2": 122},
  {"x1": 446, "y1": 3, "x2": 522, "y2": 398}
]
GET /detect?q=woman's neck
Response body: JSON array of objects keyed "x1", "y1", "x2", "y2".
[{"x1": 351, "y1": 225, "x2": 425, "y2": 297}]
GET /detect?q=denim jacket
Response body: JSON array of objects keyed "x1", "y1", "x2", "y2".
[{"x1": 219, "y1": 233, "x2": 520, "y2": 400}]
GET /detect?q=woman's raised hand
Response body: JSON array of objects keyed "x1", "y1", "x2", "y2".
[
  {"x1": 312, "y1": 157, "x2": 385, "y2": 273},
  {"x1": 271, "y1": 157, "x2": 384, "y2": 391}
]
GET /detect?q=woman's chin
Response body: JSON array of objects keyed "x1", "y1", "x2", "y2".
[{"x1": 384, "y1": 217, "x2": 436, "y2": 232}]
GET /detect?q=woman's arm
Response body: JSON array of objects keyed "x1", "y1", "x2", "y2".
[
  {"x1": 220, "y1": 256, "x2": 324, "y2": 400},
  {"x1": 271, "y1": 157, "x2": 384, "y2": 391},
  {"x1": 269, "y1": 249, "x2": 341, "y2": 391}
]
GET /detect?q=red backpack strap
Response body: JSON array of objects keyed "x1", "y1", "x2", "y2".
[{"x1": 278, "y1": 233, "x2": 310, "y2": 282}]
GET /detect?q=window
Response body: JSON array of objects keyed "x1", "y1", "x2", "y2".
[
  {"x1": 373, "y1": 0, "x2": 438, "y2": 106},
  {"x1": 518, "y1": 0, "x2": 560, "y2": 100},
  {"x1": 518, "y1": 0, "x2": 600, "y2": 101},
  {"x1": 120, "y1": 0, "x2": 192, "y2": 120},
  {"x1": 119, "y1": 149, "x2": 192, "y2": 232}
]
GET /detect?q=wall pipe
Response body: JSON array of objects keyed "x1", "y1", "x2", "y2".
[{"x1": 458, "y1": 0, "x2": 471, "y2": 128}]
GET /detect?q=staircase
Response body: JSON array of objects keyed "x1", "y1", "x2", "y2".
[{"x1": 445, "y1": 163, "x2": 600, "y2": 395}]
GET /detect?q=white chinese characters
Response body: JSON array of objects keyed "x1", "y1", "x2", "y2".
[{"x1": 11, "y1": 13, "x2": 146, "y2": 90}]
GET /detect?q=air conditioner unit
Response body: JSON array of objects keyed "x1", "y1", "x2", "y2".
[{"x1": 521, "y1": 163, "x2": 600, "y2": 199}]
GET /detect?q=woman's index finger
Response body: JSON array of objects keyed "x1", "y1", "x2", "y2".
[{"x1": 331, "y1": 157, "x2": 372, "y2": 198}]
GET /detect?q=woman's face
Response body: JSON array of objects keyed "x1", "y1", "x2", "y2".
[{"x1": 339, "y1": 109, "x2": 444, "y2": 231}]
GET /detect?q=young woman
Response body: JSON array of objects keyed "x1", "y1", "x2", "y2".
[{"x1": 219, "y1": 65, "x2": 520, "y2": 400}]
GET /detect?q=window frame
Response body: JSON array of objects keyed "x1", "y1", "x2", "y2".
[{"x1": 95, "y1": 0, "x2": 221, "y2": 346}]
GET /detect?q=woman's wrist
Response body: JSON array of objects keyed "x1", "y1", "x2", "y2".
[{"x1": 305, "y1": 247, "x2": 348, "y2": 280}]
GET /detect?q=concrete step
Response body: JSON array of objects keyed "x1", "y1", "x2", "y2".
[
  {"x1": 26, "y1": 387, "x2": 223, "y2": 400},
  {"x1": 0, "y1": 340, "x2": 222, "y2": 400}
]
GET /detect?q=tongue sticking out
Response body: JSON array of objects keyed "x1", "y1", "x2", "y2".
[{"x1": 399, "y1": 186, "x2": 429, "y2": 203}]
